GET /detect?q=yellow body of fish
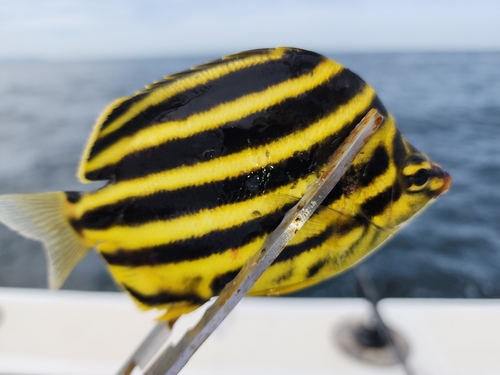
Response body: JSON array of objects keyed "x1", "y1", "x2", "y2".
[{"x1": 0, "y1": 47, "x2": 450, "y2": 321}]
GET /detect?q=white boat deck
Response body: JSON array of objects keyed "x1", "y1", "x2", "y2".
[{"x1": 0, "y1": 287, "x2": 498, "y2": 375}]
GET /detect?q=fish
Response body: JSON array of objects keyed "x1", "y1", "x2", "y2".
[{"x1": 0, "y1": 47, "x2": 451, "y2": 321}]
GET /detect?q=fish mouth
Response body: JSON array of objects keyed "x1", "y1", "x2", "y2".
[{"x1": 431, "y1": 162, "x2": 452, "y2": 196}]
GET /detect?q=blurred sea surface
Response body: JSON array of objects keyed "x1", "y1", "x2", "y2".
[{"x1": 0, "y1": 51, "x2": 499, "y2": 298}]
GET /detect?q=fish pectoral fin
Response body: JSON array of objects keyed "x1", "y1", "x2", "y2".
[
  {"x1": 0, "y1": 192, "x2": 92, "y2": 289},
  {"x1": 272, "y1": 193, "x2": 367, "y2": 235}
]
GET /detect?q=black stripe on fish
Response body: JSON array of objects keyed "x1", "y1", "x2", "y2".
[
  {"x1": 87, "y1": 50, "x2": 324, "y2": 163},
  {"x1": 273, "y1": 225, "x2": 336, "y2": 264},
  {"x1": 321, "y1": 115, "x2": 389, "y2": 208},
  {"x1": 65, "y1": 191, "x2": 82, "y2": 204},
  {"x1": 101, "y1": 209, "x2": 349, "y2": 269},
  {"x1": 76, "y1": 152, "x2": 312, "y2": 230},
  {"x1": 359, "y1": 146, "x2": 390, "y2": 187},
  {"x1": 100, "y1": 205, "x2": 291, "y2": 266},
  {"x1": 123, "y1": 284, "x2": 205, "y2": 306},
  {"x1": 272, "y1": 269, "x2": 294, "y2": 284},
  {"x1": 392, "y1": 129, "x2": 406, "y2": 170},
  {"x1": 361, "y1": 182, "x2": 402, "y2": 219},
  {"x1": 305, "y1": 216, "x2": 373, "y2": 279},
  {"x1": 306, "y1": 258, "x2": 329, "y2": 278},
  {"x1": 211, "y1": 270, "x2": 241, "y2": 295},
  {"x1": 99, "y1": 92, "x2": 149, "y2": 133}
]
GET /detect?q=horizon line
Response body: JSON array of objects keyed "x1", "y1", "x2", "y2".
[{"x1": 1, "y1": 48, "x2": 499, "y2": 64}]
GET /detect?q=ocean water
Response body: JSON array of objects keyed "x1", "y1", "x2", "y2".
[{"x1": 0, "y1": 52, "x2": 499, "y2": 299}]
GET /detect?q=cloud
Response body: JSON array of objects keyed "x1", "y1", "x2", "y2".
[{"x1": 1, "y1": 0, "x2": 499, "y2": 60}]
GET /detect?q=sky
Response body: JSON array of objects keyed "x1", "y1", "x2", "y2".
[{"x1": 1, "y1": 0, "x2": 500, "y2": 60}]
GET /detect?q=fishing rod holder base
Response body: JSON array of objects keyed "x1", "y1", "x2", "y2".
[{"x1": 335, "y1": 317, "x2": 409, "y2": 366}]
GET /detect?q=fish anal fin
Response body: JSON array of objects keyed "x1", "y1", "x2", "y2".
[{"x1": 155, "y1": 303, "x2": 201, "y2": 322}]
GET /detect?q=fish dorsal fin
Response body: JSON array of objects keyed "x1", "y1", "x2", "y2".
[
  {"x1": 77, "y1": 47, "x2": 292, "y2": 183},
  {"x1": 146, "y1": 48, "x2": 281, "y2": 90}
]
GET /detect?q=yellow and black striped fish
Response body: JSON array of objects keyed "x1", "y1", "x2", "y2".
[{"x1": 0, "y1": 47, "x2": 450, "y2": 320}]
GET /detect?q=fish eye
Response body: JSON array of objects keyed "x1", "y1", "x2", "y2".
[
  {"x1": 403, "y1": 168, "x2": 431, "y2": 191},
  {"x1": 402, "y1": 155, "x2": 432, "y2": 192},
  {"x1": 413, "y1": 168, "x2": 430, "y2": 187}
]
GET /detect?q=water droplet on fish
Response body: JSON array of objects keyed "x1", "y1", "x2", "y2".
[
  {"x1": 200, "y1": 148, "x2": 218, "y2": 160},
  {"x1": 245, "y1": 175, "x2": 261, "y2": 192}
]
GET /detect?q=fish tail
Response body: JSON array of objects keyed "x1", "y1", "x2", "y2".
[{"x1": 0, "y1": 192, "x2": 92, "y2": 289}]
